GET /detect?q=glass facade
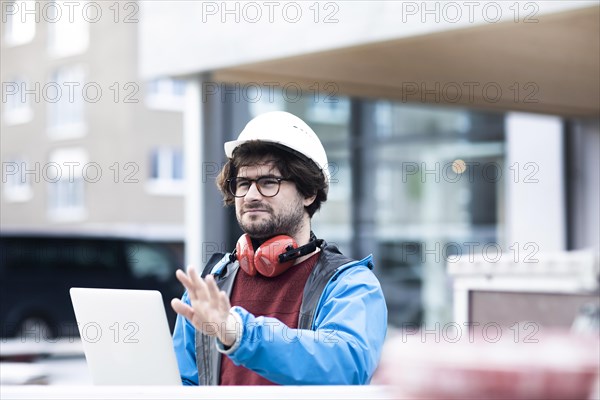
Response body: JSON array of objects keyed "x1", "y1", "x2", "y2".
[
  {"x1": 365, "y1": 102, "x2": 505, "y2": 326},
  {"x1": 237, "y1": 85, "x2": 506, "y2": 327}
]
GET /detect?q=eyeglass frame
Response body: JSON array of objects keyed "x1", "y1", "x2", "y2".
[{"x1": 226, "y1": 176, "x2": 291, "y2": 198}]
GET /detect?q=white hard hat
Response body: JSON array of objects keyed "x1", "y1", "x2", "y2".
[{"x1": 224, "y1": 111, "x2": 330, "y2": 186}]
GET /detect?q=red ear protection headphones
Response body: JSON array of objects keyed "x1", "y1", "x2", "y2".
[{"x1": 234, "y1": 232, "x2": 321, "y2": 278}]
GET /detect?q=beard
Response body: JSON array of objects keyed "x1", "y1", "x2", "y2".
[{"x1": 237, "y1": 196, "x2": 306, "y2": 240}]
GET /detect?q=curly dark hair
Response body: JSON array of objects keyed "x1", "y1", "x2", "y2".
[{"x1": 216, "y1": 141, "x2": 328, "y2": 217}]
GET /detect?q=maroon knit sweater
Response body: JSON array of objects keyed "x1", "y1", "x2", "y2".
[{"x1": 219, "y1": 253, "x2": 319, "y2": 385}]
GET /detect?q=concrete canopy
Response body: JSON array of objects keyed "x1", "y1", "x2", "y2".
[{"x1": 212, "y1": 6, "x2": 599, "y2": 117}]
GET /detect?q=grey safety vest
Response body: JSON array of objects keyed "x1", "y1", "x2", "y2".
[{"x1": 195, "y1": 241, "x2": 354, "y2": 385}]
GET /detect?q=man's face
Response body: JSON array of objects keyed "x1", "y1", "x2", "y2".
[{"x1": 234, "y1": 161, "x2": 312, "y2": 239}]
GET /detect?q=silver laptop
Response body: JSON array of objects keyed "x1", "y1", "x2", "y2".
[{"x1": 70, "y1": 288, "x2": 181, "y2": 385}]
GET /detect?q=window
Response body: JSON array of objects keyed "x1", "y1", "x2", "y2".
[
  {"x1": 306, "y1": 97, "x2": 350, "y2": 124},
  {"x1": 374, "y1": 102, "x2": 472, "y2": 138},
  {"x1": 2, "y1": 156, "x2": 33, "y2": 202},
  {"x1": 237, "y1": 91, "x2": 508, "y2": 327},
  {"x1": 146, "y1": 147, "x2": 184, "y2": 195},
  {"x1": 301, "y1": 98, "x2": 353, "y2": 251},
  {"x1": 47, "y1": 65, "x2": 86, "y2": 139},
  {"x1": 47, "y1": 0, "x2": 89, "y2": 57},
  {"x1": 369, "y1": 101, "x2": 505, "y2": 327},
  {"x1": 3, "y1": 1, "x2": 36, "y2": 46},
  {"x1": 47, "y1": 148, "x2": 87, "y2": 221},
  {"x1": 248, "y1": 89, "x2": 285, "y2": 116},
  {"x1": 248, "y1": 88, "x2": 353, "y2": 253},
  {"x1": 145, "y1": 78, "x2": 186, "y2": 111},
  {"x1": 2, "y1": 76, "x2": 33, "y2": 125}
]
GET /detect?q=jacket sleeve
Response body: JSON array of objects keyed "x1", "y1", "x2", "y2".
[
  {"x1": 221, "y1": 264, "x2": 388, "y2": 385},
  {"x1": 172, "y1": 292, "x2": 199, "y2": 385}
]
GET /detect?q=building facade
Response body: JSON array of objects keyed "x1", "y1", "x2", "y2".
[
  {"x1": 1, "y1": 0, "x2": 185, "y2": 239},
  {"x1": 137, "y1": 1, "x2": 600, "y2": 326},
  {"x1": 2, "y1": 1, "x2": 598, "y2": 328}
]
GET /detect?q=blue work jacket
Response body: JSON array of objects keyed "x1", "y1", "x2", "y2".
[{"x1": 172, "y1": 242, "x2": 388, "y2": 385}]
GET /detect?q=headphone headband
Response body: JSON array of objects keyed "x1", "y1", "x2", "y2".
[{"x1": 278, "y1": 232, "x2": 322, "y2": 263}]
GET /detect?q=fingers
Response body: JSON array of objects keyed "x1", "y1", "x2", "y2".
[
  {"x1": 187, "y1": 265, "x2": 201, "y2": 286},
  {"x1": 175, "y1": 268, "x2": 227, "y2": 312},
  {"x1": 171, "y1": 298, "x2": 195, "y2": 321},
  {"x1": 218, "y1": 290, "x2": 231, "y2": 315},
  {"x1": 175, "y1": 267, "x2": 208, "y2": 303},
  {"x1": 174, "y1": 268, "x2": 233, "y2": 336},
  {"x1": 205, "y1": 275, "x2": 221, "y2": 306},
  {"x1": 187, "y1": 266, "x2": 210, "y2": 303},
  {"x1": 208, "y1": 276, "x2": 231, "y2": 316},
  {"x1": 175, "y1": 269, "x2": 194, "y2": 294}
]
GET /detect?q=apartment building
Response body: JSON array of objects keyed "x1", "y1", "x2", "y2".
[{"x1": 1, "y1": 0, "x2": 185, "y2": 239}]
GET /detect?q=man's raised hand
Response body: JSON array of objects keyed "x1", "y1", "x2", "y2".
[{"x1": 171, "y1": 267, "x2": 237, "y2": 347}]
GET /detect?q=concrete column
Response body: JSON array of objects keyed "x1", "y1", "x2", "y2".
[{"x1": 505, "y1": 112, "x2": 565, "y2": 252}]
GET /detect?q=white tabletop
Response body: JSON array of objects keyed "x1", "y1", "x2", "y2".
[{"x1": 0, "y1": 385, "x2": 397, "y2": 400}]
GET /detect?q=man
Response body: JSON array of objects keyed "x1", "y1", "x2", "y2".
[{"x1": 171, "y1": 111, "x2": 387, "y2": 385}]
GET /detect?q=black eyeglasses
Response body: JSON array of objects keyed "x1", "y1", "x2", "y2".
[{"x1": 226, "y1": 176, "x2": 290, "y2": 198}]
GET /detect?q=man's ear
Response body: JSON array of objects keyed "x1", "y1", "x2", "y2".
[{"x1": 303, "y1": 194, "x2": 317, "y2": 207}]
